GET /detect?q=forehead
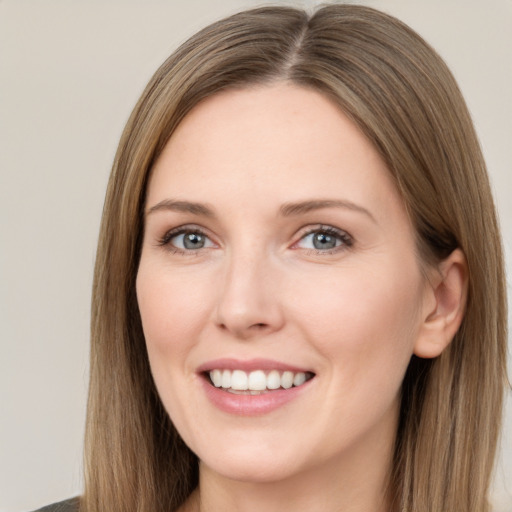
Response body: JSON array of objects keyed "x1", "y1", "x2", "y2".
[{"x1": 148, "y1": 83, "x2": 405, "y2": 222}]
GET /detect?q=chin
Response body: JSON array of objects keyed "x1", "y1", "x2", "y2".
[
  {"x1": 174, "y1": 421, "x2": 303, "y2": 483},
  {"x1": 199, "y1": 450, "x2": 305, "y2": 484}
]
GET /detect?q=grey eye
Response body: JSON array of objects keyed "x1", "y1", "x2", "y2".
[
  {"x1": 184, "y1": 232, "x2": 205, "y2": 249},
  {"x1": 171, "y1": 232, "x2": 213, "y2": 250},
  {"x1": 311, "y1": 232, "x2": 338, "y2": 250},
  {"x1": 295, "y1": 227, "x2": 352, "y2": 252}
]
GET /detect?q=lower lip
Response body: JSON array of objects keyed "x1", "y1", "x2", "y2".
[{"x1": 200, "y1": 377, "x2": 313, "y2": 416}]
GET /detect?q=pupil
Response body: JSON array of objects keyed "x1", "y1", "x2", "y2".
[
  {"x1": 184, "y1": 233, "x2": 204, "y2": 249},
  {"x1": 313, "y1": 232, "x2": 336, "y2": 250}
]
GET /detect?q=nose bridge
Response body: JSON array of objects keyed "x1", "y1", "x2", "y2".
[{"x1": 215, "y1": 240, "x2": 283, "y2": 338}]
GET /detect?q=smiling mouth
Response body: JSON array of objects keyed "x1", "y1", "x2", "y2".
[{"x1": 206, "y1": 369, "x2": 315, "y2": 395}]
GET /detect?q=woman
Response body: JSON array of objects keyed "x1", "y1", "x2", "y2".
[{"x1": 37, "y1": 4, "x2": 507, "y2": 512}]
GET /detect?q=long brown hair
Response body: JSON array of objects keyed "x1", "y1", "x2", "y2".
[{"x1": 83, "y1": 5, "x2": 507, "y2": 511}]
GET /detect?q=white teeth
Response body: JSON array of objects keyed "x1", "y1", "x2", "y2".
[
  {"x1": 221, "y1": 369, "x2": 231, "y2": 389},
  {"x1": 248, "y1": 370, "x2": 267, "y2": 391},
  {"x1": 293, "y1": 372, "x2": 306, "y2": 386},
  {"x1": 281, "y1": 371, "x2": 294, "y2": 389},
  {"x1": 208, "y1": 369, "x2": 310, "y2": 392},
  {"x1": 231, "y1": 370, "x2": 248, "y2": 390},
  {"x1": 211, "y1": 369, "x2": 222, "y2": 387},
  {"x1": 267, "y1": 370, "x2": 281, "y2": 390}
]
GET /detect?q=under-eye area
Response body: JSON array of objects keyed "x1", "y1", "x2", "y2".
[{"x1": 205, "y1": 369, "x2": 316, "y2": 394}]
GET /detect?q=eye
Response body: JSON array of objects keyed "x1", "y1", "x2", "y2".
[
  {"x1": 159, "y1": 227, "x2": 215, "y2": 252},
  {"x1": 295, "y1": 226, "x2": 352, "y2": 252},
  {"x1": 173, "y1": 231, "x2": 212, "y2": 250}
]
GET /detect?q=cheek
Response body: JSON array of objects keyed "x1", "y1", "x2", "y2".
[
  {"x1": 136, "y1": 264, "x2": 212, "y2": 358},
  {"x1": 135, "y1": 263, "x2": 212, "y2": 429},
  {"x1": 292, "y1": 261, "x2": 423, "y2": 384}
]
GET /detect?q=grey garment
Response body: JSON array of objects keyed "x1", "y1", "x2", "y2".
[{"x1": 30, "y1": 497, "x2": 79, "y2": 512}]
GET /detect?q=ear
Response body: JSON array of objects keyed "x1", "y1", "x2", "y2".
[{"x1": 414, "y1": 249, "x2": 468, "y2": 359}]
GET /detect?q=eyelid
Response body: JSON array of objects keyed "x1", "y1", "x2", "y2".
[
  {"x1": 157, "y1": 224, "x2": 217, "y2": 251},
  {"x1": 292, "y1": 224, "x2": 353, "y2": 252}
]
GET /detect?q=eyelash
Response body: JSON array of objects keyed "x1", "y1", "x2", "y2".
[
  {"x1": 157, "y1": 225, "x2": 213, "y2": 255},
  {"x1": 295, "y1": 225, "x2": 353, "y2": 255},
  {"x1": 157, "y1": 224, "x2": 353, "y2": 256}
]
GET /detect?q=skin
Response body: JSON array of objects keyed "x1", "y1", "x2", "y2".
[{"x1": 136, "y1": 84, "x2": 465, "y2": 512}]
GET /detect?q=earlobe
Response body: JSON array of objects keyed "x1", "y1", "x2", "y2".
[{"x1": 413, "y1": 249, "x2": 468, "y2": 359}]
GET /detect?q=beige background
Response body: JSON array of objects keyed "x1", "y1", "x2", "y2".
[{"x1": 1, "y1": 0, "x2": 510, "y2": 510}]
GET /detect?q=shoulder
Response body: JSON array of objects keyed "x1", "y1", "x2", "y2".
[{"x1": 29, "y1": 497, "x2": 80, "y2": 512}]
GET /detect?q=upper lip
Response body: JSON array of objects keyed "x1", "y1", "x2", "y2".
[{"x1": 196, "y1": 358, "x2": 313, "y2": 374}]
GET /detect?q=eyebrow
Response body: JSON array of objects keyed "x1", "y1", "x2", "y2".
[
  {"x1": 146, "y1": 199, "x2": 215, "y2": 218},
  {"x1": 280, "y1": 199, "x2": 376, "y2": 223},
  {"x1": 146, "y1": 198, "x2": 376, "y2": 223}
]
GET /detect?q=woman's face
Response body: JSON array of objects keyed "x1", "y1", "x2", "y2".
[{"x1": 137, "y1": 84, "x2": 432, "y2": 484}]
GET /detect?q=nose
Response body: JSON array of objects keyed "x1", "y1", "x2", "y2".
[{"x1": 214, "y1": 249, "x2": 285, "y2": 340}]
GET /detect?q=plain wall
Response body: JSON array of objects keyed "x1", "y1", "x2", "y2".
[{"x1": 1, "y1": 0, "x2": 510, "y2": 510}]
